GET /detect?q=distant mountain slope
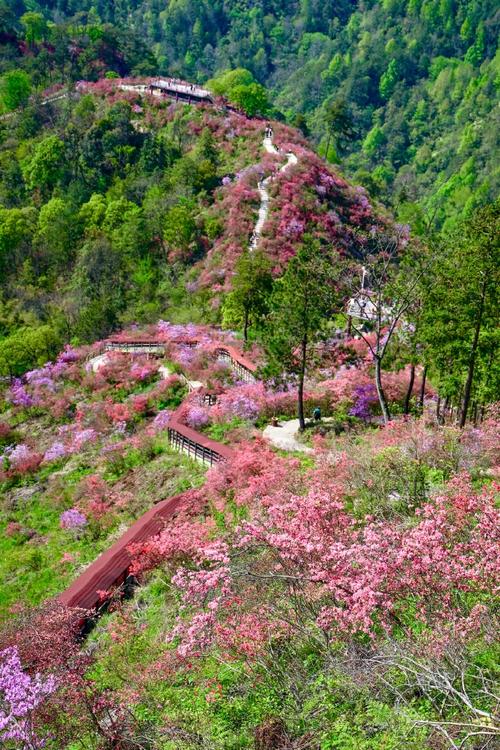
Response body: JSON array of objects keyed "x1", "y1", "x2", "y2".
[
  {"x1": 10, "y1": 0, "x2": 498, "y2": 228},
  {"x1": 0, "y1": 79, "x2": 390, "y2": 370}
]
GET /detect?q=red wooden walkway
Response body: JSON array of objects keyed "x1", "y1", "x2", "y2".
[
  {"x1": 59, "y1": 337, "x2": 256, "y2": 614},
  {"x1": 59, "y1": 494, "x2": 187, "y2": 610}
]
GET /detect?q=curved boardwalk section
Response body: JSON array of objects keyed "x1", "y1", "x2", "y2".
[
  {"x1": 59, "y1": 494, "x2": 187, "y2": 611},
  {"x1": 59, "y1": 338, "x2": 255, "y2": 614}
]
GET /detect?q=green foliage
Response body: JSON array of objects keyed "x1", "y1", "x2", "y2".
[
  {"x1": 379, "y1": 59, "x2": 399, "y2": 99},
  {"x1": 362, "y1": 125, "x2": 385, "y2": 156},
  {"x1": 222, "y1": 250, "x2": 272, "y2": 340},
  {"x1": 421, "y1": 200, "x2": 499, "y2": 419},
  {"x1": 20, "y1": 11, "x2": 48, "y2": 46},
  {"x1": 0, "y1": 0, "x2": 497, "y2": 229},
  {"x1": 0, "y1": 325, "x2": 61, "y2": 378},
  {"x1": 0, "y1": 70, "x2": 31, "y2": 111},
  {"x1": 22, "y1": 135, "x2": 66, "y2": 194},
  {"x1": 263, "y1": 236, "x2": 341, "y2": 427},
  {"x1": 208, "y1": 68, "x2": 270, "y2": 116}
]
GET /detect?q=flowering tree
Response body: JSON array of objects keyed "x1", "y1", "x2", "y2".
[{"x1": 132, "y1": 442, "x2": 499, "y2": 661}]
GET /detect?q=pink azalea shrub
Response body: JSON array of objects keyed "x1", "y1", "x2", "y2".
[
  {"x1": 1, "y1": 444, "x2": 42, "y2": 476},
  {"x1": 129, "y1": 361, "x2": 158, "y2": 383},
  {"x1": 128, "y1": 426, "x2": 499, "y2": 661}
]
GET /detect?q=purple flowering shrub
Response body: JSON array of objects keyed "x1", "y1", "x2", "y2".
[
  {"x1": 60, "y1": 509, "x2": 88, "y2": 530},
  {"x1": 224, "y1": 393, "x2": 259, "y2": 422},
  {"x1": 186, "y1": 406, "x2": 210, "y2": 429},
  {"x1": 152, "y1": 410, "x2": 171, "y2": 432},
  {"x1": 1, "y1": 443, "x2": 43, "y2": 475},
  {"x1": 349, "y1": 383, "x2": 379, "y2": 420},
  {"x1": 0, "y1": 646, "x2": 57, "y2": 747},
  {"x1": 8, "y1": 380, "x2": 34, "y2": 408},
  {"x1": 43, "y1": 442, "x2": 67, "y2": 463}
]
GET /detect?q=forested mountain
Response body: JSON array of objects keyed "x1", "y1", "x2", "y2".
[
  {"x1": 2, "y1": 0, "x2": 498, "y2": 228},
  {"x1": 1, "y1": 4, "x2": 499, "y2": 749}
]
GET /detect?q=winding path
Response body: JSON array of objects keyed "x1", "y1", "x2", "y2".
[
  {"x1": 58, "y1": 98, "x2": 301, "y2": 618},
  {"x1": 263, "y1": 419, "x2": 313, "y2": 453},
  {"x1": 58, "y1": 339, "x2": 255, "y2": 613},
  {"x1": 250, "y1": 135, "x2": 298, "y2": 251}
]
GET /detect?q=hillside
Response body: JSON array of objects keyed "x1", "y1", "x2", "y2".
[
  {"x1": 1, "y1": 314, "x2": 499, "y2": 748},
  {"x1": 0, "y1": 6, "x2": 499, "y2": 750},
  {"x1": 0, "y1": 78, "x2": 390, "y2": 369},
  {"x1": 2, "y1": 0, "x2": 499, "y2": 228}
]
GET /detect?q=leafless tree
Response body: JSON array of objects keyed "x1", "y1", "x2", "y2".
[
  {"x1": 366, "y1": 641, "x2": 500, "y2": 749},
  {"x1": 346, "y1": 227, "x2": 428, "y2": 423}
]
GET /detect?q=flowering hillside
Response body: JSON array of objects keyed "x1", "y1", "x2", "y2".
[
  {"x1": 0, "y1": 69, "x2": 498, "y2": 750},
  {"x1": 0, "y1": 308, "x2": 498, "y2": 749}
]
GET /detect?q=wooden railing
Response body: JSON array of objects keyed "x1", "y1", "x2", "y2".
[
  {"x1": 213, "y1": 346, "x2": 257, "y2": 383},
  {"x1": 149, "y1": 78, "x2": 214, "y2": 104},
  {"x1": 58, "y1": 494, "x2": 187, "y2": 611},
  {"x1": 59, "y1": 336, "x2": 254, "y2": 615},
  {"x1": 168, "y1": 426, "x2": 230, "y2": 465},
  {"x1": 105, "y1": 341, "x2": 166, "y2": 355}
]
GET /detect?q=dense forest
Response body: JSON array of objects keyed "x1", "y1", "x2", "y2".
[{"x1": 1, "y1": 0, "x2": 498, "y2": 227}]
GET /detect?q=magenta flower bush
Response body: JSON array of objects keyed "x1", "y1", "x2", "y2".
[
  {"x1": 130, "y1": 361, "x2": 158, "y2": 382},
  {"x1": 224, "y1": 393, "x2": 259, "y2": 421},
  {"x1": 8, "y1": 380, "x2": 34, "y2": 408},
  {"x1": 349, "y1": 383, "x2": 379, "y2": 420},
  {"x1": 153, "y1": 410, "x2": 171, "y2": 432},
  {"x1": 186, "y1": 406, "x2": 210, "y2": 429},
  {"x1": 57, "y1": 345, "x2": 79, "y2": 363},
  {"x1": 71, "y1": 428, "x2": 97, "y2": 451}
]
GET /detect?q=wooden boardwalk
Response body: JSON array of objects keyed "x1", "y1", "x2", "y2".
[{"x1": 58, "y1": 337, "x2": 256, "y2": 615}]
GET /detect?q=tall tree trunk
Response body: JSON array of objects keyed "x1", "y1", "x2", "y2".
[
  {"x1": 375, "y1": 356, "x2": 391, "y2": 424},
  {"x1": 472, "y1": 401, "x2": 478, "y2": 425},
  {"x1": 324, "y1": 130, "x2": 331, "y2": 162},
  {"x1": 404, "y1": 363, "x2": 416, "y2": 414},
  {"x1": 243, "y1": 308, "x2": 249, "y2": 342},
  {"x1": 436, "y1": 395, "x2": 441, "y2": 423},
  {"x1": 418, "y1": 365, "x2": 427, "y2": 409},
  {"x1": 443, "y1": 395, "x2": 450, "y2": 423},
  {"x1": 297, "y1": 335, "x2": 307, "y2": 431},
  {"x1": 460, "y1": 279, "x2": 486, "y2": 428}
]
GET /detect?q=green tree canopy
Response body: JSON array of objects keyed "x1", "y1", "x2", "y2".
[
  {"x1": 263, "y1": 236, "x2": 341, "y2": 429},
  {"x1": 22, "y1": 136, "x2": 66, "y2": 195},
  {"x1": 0, "y1": 70, "x2": 31, "y2": 112}
]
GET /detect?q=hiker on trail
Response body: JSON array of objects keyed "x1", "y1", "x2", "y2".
[{"x1": 313, "y1": 407, "x2": 321, "y2": 422}]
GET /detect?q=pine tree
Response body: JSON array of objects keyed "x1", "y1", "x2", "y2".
[{"x1": 263, "y1": 237, "x2": 340, "y2": 430}]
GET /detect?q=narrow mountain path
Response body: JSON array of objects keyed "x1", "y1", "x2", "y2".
[
  {"x1": 250, "y1": 134, "x2": 298, "y2": 251},
  {"x1": 263, "y1": 419, "x2": 313, "y2": 453},
  {"x1": 58, "y1": 88, "x2": 305, "y2": 618}
]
